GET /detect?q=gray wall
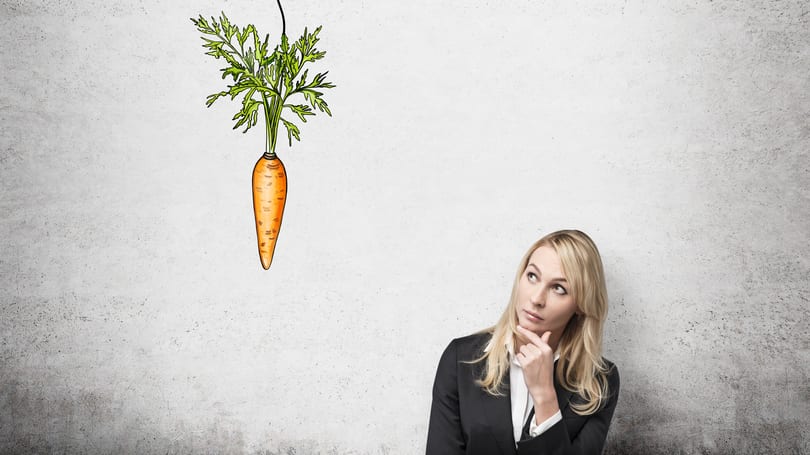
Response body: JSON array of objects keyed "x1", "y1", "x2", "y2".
[{"x1": 2, "y1": 0, "x2": 808, "y2": 453}]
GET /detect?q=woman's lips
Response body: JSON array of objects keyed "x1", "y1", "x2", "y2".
[{"x1": 523, "y1": 310, "x2": 543, "y2": 322}]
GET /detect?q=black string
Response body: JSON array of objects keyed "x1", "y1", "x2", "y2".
[{"x1": 276, "y1": 0, "x2": 286, "y2": 36}]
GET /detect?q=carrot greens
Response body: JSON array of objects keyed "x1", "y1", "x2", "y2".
[{"x1": 191, "y1": 12, "x2": 334, "y2": 157}]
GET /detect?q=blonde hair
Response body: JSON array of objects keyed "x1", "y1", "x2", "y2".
[{"x1": 473, "y1": 229, "x2": 611, "y2": 415}]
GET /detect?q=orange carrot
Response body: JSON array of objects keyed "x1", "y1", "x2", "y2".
[{"x1": 252, "y1": 153, "x2": 287, "y2": 269}]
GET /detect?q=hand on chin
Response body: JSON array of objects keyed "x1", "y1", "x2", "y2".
[{"x1": 519, "y1": 312, "x2": 545, "y2": 333}]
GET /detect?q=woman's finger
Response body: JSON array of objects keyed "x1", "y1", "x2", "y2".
[
  {"x1": 520, "y1": 342, "x2": 542, "y2": 358},
  {"x1": 516, "y1": 325, "x2": 543, "y2": 345},
  {"x1": 517, "y1": 325, "x2": 552, "y2": 348},
  {"x1": 515, "y1": 325, "x2": 531, "y2": 345}
]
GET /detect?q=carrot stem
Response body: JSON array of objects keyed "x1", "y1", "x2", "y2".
[{"x1": 261, "y1": 92, "x2": 276, "y2": 158}]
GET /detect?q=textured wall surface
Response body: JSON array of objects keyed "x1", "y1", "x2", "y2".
[{"x1": 2, "y1": 0, "x2": 809, "y2": 453}]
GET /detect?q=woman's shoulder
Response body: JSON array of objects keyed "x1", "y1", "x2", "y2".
[
  {"x1": 602, "y1": 357, "x2": 618, "y2": 371},
  {"x1": 440, "y1": 330, "x2": 493, "y2": 361},
  {"x1": 600, "y1": 357, "x2": 621, "y2": 392},
  {"x1": 602, "y1": 357, "x2": 619, "y2": 373},
  {"x1": 433, "y1": 331, "x2": 493, "y2": 378},
  {"x1": 449, "y1": 330, "x2": 492, "y2": 350}
]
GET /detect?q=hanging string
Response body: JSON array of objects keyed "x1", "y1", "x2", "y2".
[{"x1": 276, "y1": 0, "x2": 286, "y2": 37}]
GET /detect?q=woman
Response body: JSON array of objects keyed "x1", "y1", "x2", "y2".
[{"x1": 426, "y1": 230, "x2": 620, "y2": 455}]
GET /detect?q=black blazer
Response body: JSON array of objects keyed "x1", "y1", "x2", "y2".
[{"x1": 426, "y1": 332, "x2": 620, "y2": 455}]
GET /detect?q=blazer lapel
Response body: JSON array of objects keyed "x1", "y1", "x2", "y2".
[
  {"x1": 479, "y1": 380, "x2": 517, "y2": 455},
  {"x1": 553, "y1": 360, "x2": 574, "y2": 415},
  {"x1": 476, "y1": 360, "x2": 573, "y2": 455},
  {"x1": 554, "y1": 375, "x2": 573, "y2": 414},
  {"x1": 478, "y1": 377, "x2": 572, "y2": 454}
]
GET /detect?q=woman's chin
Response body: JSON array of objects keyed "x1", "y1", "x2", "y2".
[{"x1": 518, "y1": 316, "x2": 545, "y2": 332}]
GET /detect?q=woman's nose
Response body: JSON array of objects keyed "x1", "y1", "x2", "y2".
[{"x1": 531, "y1": 288, "x2": 546, "y2": 306}]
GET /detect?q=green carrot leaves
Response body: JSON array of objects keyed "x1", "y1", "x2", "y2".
[
  {"x1": 280, "y1": 117, "x2": 301, "y2": 144},
  {"x1": 285, "y1": 104, "x2": 315, "y2": 123},
  {"x1": 191, "y1": 12, "x2": 334, "y2": 153}
]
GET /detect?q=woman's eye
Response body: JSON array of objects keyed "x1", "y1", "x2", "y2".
[
  {"x1": 554, "y1": 284, "x2": 568, "y2": 295},
  {"x1": 527, "y1": 272, "x2": 537, "y2": 282}
]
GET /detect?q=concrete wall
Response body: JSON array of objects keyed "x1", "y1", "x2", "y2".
[{"x1": 2, "y1": 0, "x2": 808, "y2": 453}]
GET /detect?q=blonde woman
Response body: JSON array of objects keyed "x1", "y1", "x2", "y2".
[{"x1": 426, "y1": 230, "x2": 620, "y2": 455}]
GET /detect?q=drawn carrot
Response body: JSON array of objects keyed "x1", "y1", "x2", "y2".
[
  {"x1": 191, "y1": 8, "x2": 334, "y2": 269},
  {"x1": 252, "y1": 153, "x2": 287, "y2": 269}
]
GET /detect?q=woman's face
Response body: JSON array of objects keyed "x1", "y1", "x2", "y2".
[{"x1": 515, "y1": 245, "x2": 579, "y2": 338}]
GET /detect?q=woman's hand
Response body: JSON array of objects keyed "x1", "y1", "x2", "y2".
[{"x1": 515, "y1": 325, "x2": 560, "y2": 423}]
